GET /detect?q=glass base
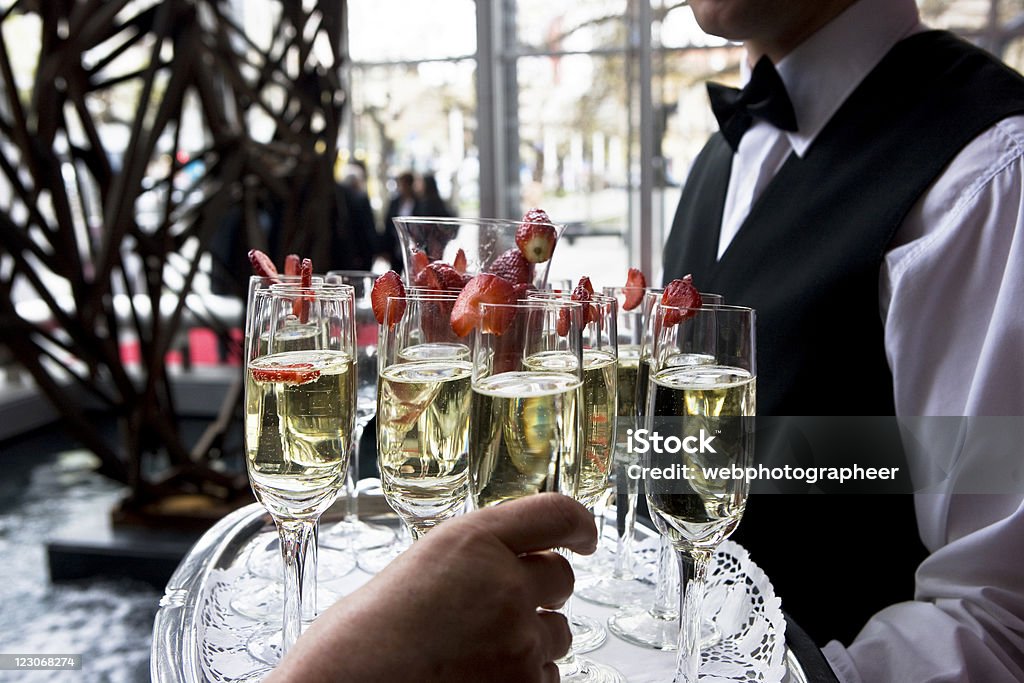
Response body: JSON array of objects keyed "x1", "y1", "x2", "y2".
[
  {"x1": 357, "y1": 537, "x2": 410, "y2": 574},
  {"x1": 570, "y1": 614, "x2": 607, "y2": 654},
  {"x1": 575, "y1": 574, "x2": 653, "y2": 608},
  {"x1": 245, "y1": 625, "x2": 284, "y2": 666},
  {"x1": 320, "y1": 518, "x2": 395, "y2": 551},
  {"x1": 231, "y1": 576, "x2": 346, "y2": 622},
  {"x1": 607, "y1": 605, "x2": 721, "y2": 651},
  {"x1": 572, "y1": 545, "x2": 616, "y2": 578},
  {"x1": 248, "y1": 540, "x2": 356, "y2": 582},
  {"x1": 559, "y1": 657, "x2": 627, "y2": 683}
]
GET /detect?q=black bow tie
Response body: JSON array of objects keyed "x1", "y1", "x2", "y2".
[{"x1": 707, "y1": 55, "x2": 798, "y2": 152}]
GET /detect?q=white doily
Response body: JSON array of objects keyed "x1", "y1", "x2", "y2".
[
  {"x1": 191, "y1": 539, "x2": 786, "y2": 683},
  {"x1": 700, "y1": 540, "x2": 787, "y2": 682}
]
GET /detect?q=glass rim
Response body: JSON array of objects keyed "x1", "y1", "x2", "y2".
[
  {"x1": 653, "y1": 302, "x2": 754, "y2": 315},
  {"x1": 258, "y1": 282, "x2": 355, "y2": 298},
  {"x1": 477, "y1": 298, "x2": 583, "y2": 311},
  {"x1": 325, "y1": 269, "x2": 377, "y2": 279},
  {"x1": 527, "y1": 290, "x2": 615, "y2": 304},
  {"x1": 384, "y1": 292, "x2": 461, "y2": 303},
  {"x1": 391, "y1": 215, "x2": 564, "y2": 230}
]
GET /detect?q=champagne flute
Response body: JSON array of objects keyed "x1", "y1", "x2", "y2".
[
  {"x1": 358, "y1": 290, "x2": 465, "y2": 572},
  {"x1": 243, "y1": 282, "x2": 356, "y2": 663},
  {"x1": 644, "y1": 303, "x2": 756, "y2": 682},
  {"x1": 609, "y1": 289, "x2": 725, "y2": 649},
  {"x1": 527, "y1": 290, "x2": 618, "y2": 653},
  {"x1": 377, "y1": 293, "x2": 472, "y2": 538},
  {"x1": 575, "y1": 285, "x2": 660, "y2": 608},
  {"x1": 233, "y1": 274, "x2": 354, "y2": 623},
  {"x1": 469, "y1": 298, "x2": 624, "y2": 683},
  {"x1": 320, "y1": 270, "x2": 395, "y2": 553}
]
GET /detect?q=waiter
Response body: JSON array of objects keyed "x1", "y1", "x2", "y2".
[{"x1": 662, "y1": 0, "x2": 1024, "y2": 680}]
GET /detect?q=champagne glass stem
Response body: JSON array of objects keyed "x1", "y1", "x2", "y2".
[
  {"x1": 652, "y1": 534, "x2": 679, "y2": 618},
  {"x1": 344, "y1": 422, "x2": 365, "y2": 523},
  {"x1": 674, "y1": 548, "x2": 711, "y2": 683},
  {"x1": 302, "y1": 524, "x2": 319, "y2": 622},
  {"x1": 278, "y1": 519, "x2": 316, "y2": 654},
  {"x1": 554, "y1": 550, "x2": 582, "y2": 677},
  {"x1": 611, "y1": 456, "x2": 639, "y2": 580}
]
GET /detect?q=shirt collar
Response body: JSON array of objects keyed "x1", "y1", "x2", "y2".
[{"x1": 741, "y1": 0, "x2": 923, "y2": 158}]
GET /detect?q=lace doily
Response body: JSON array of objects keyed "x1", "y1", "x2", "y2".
[
  {"x1": 700, "y1": 540, "x2": 787, "y2": 682},
  {"x1": 155, "y1": 502, "x2": 792, "y2": 683}
]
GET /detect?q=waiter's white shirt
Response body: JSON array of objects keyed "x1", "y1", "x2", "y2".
[{"x1": 713, "y1": 0, "x2": 1024, "y2": 680}]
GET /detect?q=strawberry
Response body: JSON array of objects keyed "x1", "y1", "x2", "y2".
[
  {"x1": 293, "y1": 257, "x2": 314, "y2": 322},
  {"x1": 250, "y1": 362, "x2": 320, "y2": 385},
  {"x1": 489, "y1": 248, "x2": 534, "y2": 285},
  {"x1": 371, "y1": 271, "x2": 407, "y2": 326},
  {"x1": 248, "y1": 249, "x2": 278, "y2": 278},
  {"x1": 450, "y1": 274, "x2": 517, "y2": 337},
  {"x1": 410, "y1": 250, "x2": 430, "y2": 277},
  {"x1": 453, "y1": 248, "x2": 468, "y2": 274},
  {"x1": 661, "y1": 275, "x2": 703, "y2": 326},
  {"x1": 557, "y1": 279, "x2": 595, "y2": 336},
  {"x1": 415, "y1": 262, "x2": 465, "y2": 291},
  {"x1": 623, "y1": 268, "x2": 646, "y2": 311},
  {"x1": 515, "y1": 208, "x2": 558, "y2": 264},
  {"x1": 284, "y1": 254, "x2": 301, "y2": 276}
]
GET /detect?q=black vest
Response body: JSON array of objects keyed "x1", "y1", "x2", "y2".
[{"x1": 662, "y1": 31, "x2": 1024, "y2": 645}]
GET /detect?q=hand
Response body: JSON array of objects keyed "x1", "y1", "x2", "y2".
[{"x1": 266, "y1": 493, "x2": 598, "y2": 683}]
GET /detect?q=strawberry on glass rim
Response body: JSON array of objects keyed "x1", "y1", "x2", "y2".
[
  {"x1": 371, "y1": 271, "x2": 407, "y2": 326},
  {"x1": 557, "y1": 276, "x2": 597, "y2": 336},
  {"x1": 661, "y1": 274, "x2": 703, "y2": 326},
  {"x1": 450, "y1": 273, "x2": 517, "y2": 337},
  {"x1": 622, "y1": 268, "x2": 647, "y2": 311},
  {"x1": 516, "y1": 208, "x2": 557, "y2": 264},
  {"x1": 248, "y1": 249, "x2": 278, "y2": 279},
  {"x1": 291, "y1": 257, "x2": 314, "y2": 322}
]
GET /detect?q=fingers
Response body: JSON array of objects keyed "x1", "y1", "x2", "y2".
[
  {"x1": 474, "y1": 493, "x2": 598, "y2": 556},
  {"x1": 536, "y1": 612, "x2": 572, "y2": 663},
  {"x1": 541, "y1": 662, "x2": 560, "y2": 683},
  {"x1": 518, "y1": 551, "x2": 574, "y2": 609}
]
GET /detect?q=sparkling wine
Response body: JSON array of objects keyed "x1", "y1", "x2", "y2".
[
  {"x1": 616, "y1": 344, "x2": 640, "y2": 419},
  {"x1": 397, "y1": 341, "x2": 470, "y2": 362},
  {"x1": 245, "y1": 349, "x2": 355, "y2": 520},
  {"x1": 577, "y1": 348, "x2": 617, "y2": 507},
  {"x1": 646, "y1": 365, "x2": 755, "y2": 550},
  {"x1": 377, "y1": 359, "x2": 473, "y2": 535},
  {"x1": 469, "y1": 371, "x2": 582, "y2": 507}
]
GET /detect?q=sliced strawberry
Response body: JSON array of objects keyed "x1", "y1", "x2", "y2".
[
  {"x1": 415, "y1": 262, "x2": 465, "y2": 291},
  {"x1": 622, "y1": 268, "x2": 646, "y2": 311},
  {"x1": 453, "y1": 248, "x2": 468, "y2": 274},
  {"x1": 516, "y1": 208, "x2": 558, "y2": 264},
  {"x1": 410, "y1": 250, "x2": 430, "y2": 277},
  {"x1": 557, "y1": 279, "x2": 594, "y2": 336},
  {"x1": 284, "y1": 254, "x2": 301, "y2": 276},
  {"x1": 371, "y1": 271, "x2": 407, "y2": 326},
  {"x1": 661, "y1": 275, "x2": 703, "y2": 326},
  {"x1": 488, "y1": 248, "x2": 534, "y2": 285},
  {"x1": 293, "y1": 257, "x2": 314, "y2": 322},
  {"x1": 450, "y1": 274, "x2": 517, "y2": 337},
  {"x1": 248, "y1": 249, "x2": 278, "y2": 278},
  {"x1": 251, "y1": 362, "x2": 320, "y2": 385}
]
